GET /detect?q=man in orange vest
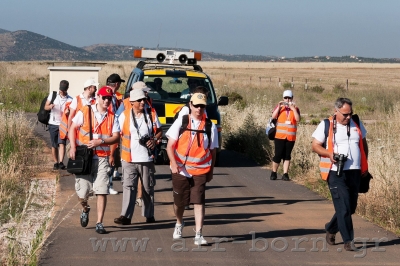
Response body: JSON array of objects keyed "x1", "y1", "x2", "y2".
[
  {"x1": 106, "y1": 73, "x2": 125, "y2": 195},
  {"x1": 312, "y1": 97, "x2": 368, "y2": 251},
  {"x1": 166, "y1": 93, "x2": 218, "y2": 245},
  {"x1": 45, "y1": 80, "x2": 73, "y2": 170},
  {"x1": 68, "y1": 87, "x2": 120, "y2": 234},
  {"x1": 114, "y1": 89, "x2": 162, "y2": 225},
  {"x1": 270, "y1": 90, "x2": 300, "y2": 181}
]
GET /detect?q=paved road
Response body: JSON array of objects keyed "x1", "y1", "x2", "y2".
[{"x1": 30, "y1": 114, "x2": 400, "y2": 266}]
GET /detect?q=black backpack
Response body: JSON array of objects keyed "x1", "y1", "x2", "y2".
[
  {"x1": 37, "y1": 91, "x2": 57, "y2": 125},
  {"x1": 179, "y1": 114, "x2": 212, "y2": 149}
]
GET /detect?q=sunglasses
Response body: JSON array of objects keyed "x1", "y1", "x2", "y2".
[
  {"x1": 336, "y1": 109, "x2": 353, "y2": 118},
  {"x1": 192, "y1": 103, "x2": 206, "y2": 109},
  {"x1": 283, "y1": 97, "x2": 292, "y2": 99},
  {"x1": 136, "y1": 98, "x2": 146, "y2": 102},
  {"x1": 101, "y1": 96, "x2": 112, "y2": 101}
]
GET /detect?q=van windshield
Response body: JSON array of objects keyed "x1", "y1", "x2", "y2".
[{"x1": 142, "y1": 76, "x2": 215, "y2": 104}]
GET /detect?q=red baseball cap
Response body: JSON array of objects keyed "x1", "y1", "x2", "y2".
[{"x1": 97, "y1": 86, "x2": 113, "y2": 97}]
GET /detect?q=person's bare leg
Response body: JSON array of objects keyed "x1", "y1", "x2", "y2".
[
  {"x1": 51, "y1": 147, "x2": 58, "y2": 163},
  {"x1": 283, "y1": 160, "x2": 290, "y2": 174},
  {"x1": 174, "y1": 204, "x2": 185, "y2": 224},
  {"x1": 58, "y1": 143, "x2": 65, "y2": 164},
  {"x1": 193, "y1": 204, "x2": 205, "y2": 232},
  {"x1": 272, "y1": 161, "x2": 279, "y2": 172},
  {"x1": 96, "y1": 195, "x2": 107, "y2": 223}
]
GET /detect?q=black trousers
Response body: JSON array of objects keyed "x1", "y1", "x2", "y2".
[{"x1": 325, "y1": 169, "x2": 361, "y2": 243}]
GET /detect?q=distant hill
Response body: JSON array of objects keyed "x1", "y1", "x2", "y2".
[
  {"x1": 0, "y1": 28, "x2": 9, "y2": 34},
  {"x1": 0, "y1": 29, "x2": 399, "y2": 62}
]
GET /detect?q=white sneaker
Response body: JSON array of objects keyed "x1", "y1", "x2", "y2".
[
  {"x1": 136, "y1": 198, "x2": 142, "y2": 207},
  {"x1": 173, "y1": 222, "x2": 184, "y2": 239},
  {"x1": 109, "y1": 187, "x2": 118, "y2": 195},
  {"x1": 194, "y1": 229, "x2": 208, "y2": 245}
]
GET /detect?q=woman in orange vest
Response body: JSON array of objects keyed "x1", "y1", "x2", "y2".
[{"x1": 270, "y1": 90, "x2": 300, "y2": 181}]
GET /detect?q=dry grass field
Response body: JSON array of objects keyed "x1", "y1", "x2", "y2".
[{"x1": 1, "y1": 60, "x2": 400, "y2": 263}]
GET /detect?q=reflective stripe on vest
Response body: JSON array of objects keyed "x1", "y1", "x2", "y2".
[
  {"x1": 120, "y1": 108, "x2": 153, "y2": 162},
  {"x1": 173, "y1": 114, "x2": 212, "y2": 175},
  {"x1": 275, "y1": 106, "x2": 297, "y2": 141},
  {"x1": 76, "y1": 106, "x2": 114, "y2": 157},
  {"x1": 59, "y1": 102, "x2": 71, "y2": 140},
  {"x1": 319, "y1": 116, "x2": 368, "y2": 180}
]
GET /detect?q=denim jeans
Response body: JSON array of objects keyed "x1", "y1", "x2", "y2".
[{"x1": 325, "y1": 169, "x2": 361, "y2": 243}]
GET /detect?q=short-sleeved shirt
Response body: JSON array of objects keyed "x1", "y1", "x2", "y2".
[
  {"x1": 118, "y1": 109, "x2": 162, "y2": 162},
  {"x1": 72, "y1": 104, "x2": 120, "y2": 159},
  {"x1": 312, "y1": 119, "x2": 367, "y2": 171},
  {"x1": 48, "y1": 93, "x2": 73, "y2": 125},
  {"x1": 69, "y1": 93, "x2": 95, "y2": 111},
  {"x1": 166, "y1": 115, "x2": 218, "y2": 177}
]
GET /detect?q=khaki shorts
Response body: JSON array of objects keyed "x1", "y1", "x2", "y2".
[
  {"x1": 75, "y1": 157, "x2": 110, "y2": 199},
  {"x1": 172, "y1": 173, "x2": 206, "y2": 207}
]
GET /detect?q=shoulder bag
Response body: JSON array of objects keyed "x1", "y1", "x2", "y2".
[{"x1": 67, "y1": 106, "x2": 94, "y2": 175}]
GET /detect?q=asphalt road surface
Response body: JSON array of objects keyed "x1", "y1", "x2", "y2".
[{"x1": 29, "y1": 114, "x2": 400, "y2": 266}]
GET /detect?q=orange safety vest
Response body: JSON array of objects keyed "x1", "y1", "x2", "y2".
[
  {"x1": 319, "y1": 116, "x2": 368, "y2": 180},
  {"x1": 120, "y1": 108, "x2": 154, "y2": 162},
  {"x1": 108, "y1": 92, "x2": 123, "y2": 113},
  {"x1": 275, "y1": 106, "x2": 298, "y2": 141},
  {"x1": 173, "y1": 114, "x2": 212, "y2": 175},
  {"x1": 59, "y1": 102, "x2": 72, "y2": 140},
  {"x1": 76, "y1": 106, "x2": 115, "y2": 157},
  {"x1": 59, "y1": 96, "x2": 95, "y2": 140}
]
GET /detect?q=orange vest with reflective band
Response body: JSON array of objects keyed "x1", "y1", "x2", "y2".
[
  {"x1": 76, "y1": 106, "x2": 115, "y2": 157},
  {"x1": 60, "y1": 96, "x2": 96, "y2": 140},
  {"x1": 275, "y1": 106, "x2": 297, "y2": 141},
  {"x1": 120, "y1": 108, "x2": 154, "y2": 162},
  {"x1": 121, "y1": 98, "x2": 157, "y2": 134},
  {"x1": 173, "y1": 114, "x2": 212, "y2": 175},
  {"x1": 319, "y1": 116, "x2": 368, "y2": 180},
  {"x1": 59, "y1": 102, "x2": 72, "y2": 140}
]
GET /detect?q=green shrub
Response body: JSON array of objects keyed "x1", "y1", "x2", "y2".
[
  {"x1": 282, "y1": 82, "x2": 292, "y2": 89},
  {"x1": 225, "y1": 91, "x2": 247, "y2": 109},
  {"x1": 333, "y1": 83, "x2": 346, "y2": 94},
  {"x1": 223, "y1": 114, "x2": 271, "y2": 165},
  {"x1": 309, "y1": 118, "x2": 320, "y2": 125},
  {"x1": 310, "y1": 85, "x2": 324, "y2": 93}
]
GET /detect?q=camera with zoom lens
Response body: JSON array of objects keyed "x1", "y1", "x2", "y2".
[
  {"x1": 333, "y1": 153, "x2": 348, "y2": 176},
  {"x1": 139, "y1": 134, "x2": 151, "y2": 147}
]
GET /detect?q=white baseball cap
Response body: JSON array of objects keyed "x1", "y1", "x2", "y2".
[
  {"x1": 84, "y1": 79, "x2": 99, "y2": 88},
  {"x1": 283, "y1": 90, "x2": 293, "y2": 98},
  {"x1": 131, "y1": 81, "x2": 151, "y2": 92},
  {"x1": 129, "y1": 88, "x2": 146, "y2": 101}
]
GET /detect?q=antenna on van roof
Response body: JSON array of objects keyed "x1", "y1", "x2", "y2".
[{"x1": 157, "y1": 27, "x2": 161, "y2": 49}]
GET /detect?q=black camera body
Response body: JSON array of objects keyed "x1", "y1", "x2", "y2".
[
  {"x1": 139, "y1": 134, "x2": 151, "y2": 147},
  {"x1": 333, "y1": 153, "x2": 348, "y2": 176}
]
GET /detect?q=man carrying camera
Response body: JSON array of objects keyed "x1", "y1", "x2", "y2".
[
  {"x1": 312, "y1": 97, "x2": 368, "y2": 251},
  {"x1": 68, "y1": 87, "x2": 121, "y2": 234},
  {"x1": 114, "y1": 89, "x2": 162, "y2": 225}
]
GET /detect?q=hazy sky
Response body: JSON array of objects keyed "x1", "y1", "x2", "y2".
[{"x1": 1, "y1": 0, "x2": 399, "y2": 58}]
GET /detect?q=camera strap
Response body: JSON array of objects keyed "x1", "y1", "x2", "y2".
[
  {"x1": 131, "y1": 108, "x2": 152, "y2": 138},
  {"x1": 332, "y1": 115, "x2": 350, "y2": 157}
]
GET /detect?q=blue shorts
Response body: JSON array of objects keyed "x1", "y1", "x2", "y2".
[{"x1": 48, "y1": 124, "x2": 66, "y2": 148}]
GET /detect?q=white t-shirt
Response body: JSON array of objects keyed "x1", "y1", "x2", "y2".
[
  {"x1": 69, "y1": 93, "x2": 95, "y2": 110},
  {"x1": 72, "y1": 104, "x2": 120, "y2": 158},
  {"x1": 118, "y1": 110, "x2": 161, "y2": 163},
  {"x1": 47, "y1": 93, "x2": 73, "y2": 125},
  {"x1": 312, "y1": 119, "x2": 367, "y2": 171},
  {"x1": 166, "y1": 115, "x2": 218, "y2": 177}
]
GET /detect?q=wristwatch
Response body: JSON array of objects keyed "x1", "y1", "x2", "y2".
[{"x1": 100, "y1": 139, "x2": 105, "y2": 144}]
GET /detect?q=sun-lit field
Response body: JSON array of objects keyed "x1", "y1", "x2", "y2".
[{"x1": 1, "y1": 61, "x2": 400, "y2": 264}]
